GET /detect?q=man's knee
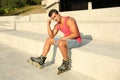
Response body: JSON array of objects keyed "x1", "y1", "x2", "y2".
[
  {"x1": 45, "y1": 38, "x2": 54, "y2": 45},
  {"x1": 58, "y1": 40, "x2": 66, "y2": 47}
]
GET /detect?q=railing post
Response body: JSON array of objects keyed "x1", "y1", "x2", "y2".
[{"x1": 88, "y1": 2, "x2": 92, "y2": 10}]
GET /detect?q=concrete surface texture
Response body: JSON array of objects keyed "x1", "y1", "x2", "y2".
[
  {"x1": 0, "y1": 7, "x2": 120, "y2": 80},
  {"x1": 0, "y1": 43, "x2": 94, "y2": 80}
]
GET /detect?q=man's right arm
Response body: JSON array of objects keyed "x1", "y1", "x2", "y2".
[{"x1": 47, "y1": 19, "x2": 58, "y2": 38}]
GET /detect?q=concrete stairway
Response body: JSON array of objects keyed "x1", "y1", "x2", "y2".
[
  {"x1": 0, "y1": 43, "x2": 94, "y2": 80},
  {"x1": 0, "y1": 7, "x2": 120, "y2": 80}
]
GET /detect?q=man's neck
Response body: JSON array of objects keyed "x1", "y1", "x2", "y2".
[{"x1": 59, "y1": 16, "x2": 64, "y2": 24}]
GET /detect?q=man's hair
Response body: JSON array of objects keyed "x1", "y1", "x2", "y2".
[{"x1": 48, "y1": 9, "x2": 58, "y2": 17}]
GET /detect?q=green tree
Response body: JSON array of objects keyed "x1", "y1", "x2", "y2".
[
  {"x1": 0, "y1": 0, "x2": 42, "y2": 16},
  {"x1": 26, "y1": 0, "x2": 42, "y2": 5}
]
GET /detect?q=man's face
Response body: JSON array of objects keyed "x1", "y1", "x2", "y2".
[{"x1": 50, "y1": 12, "x2": 60, "y2": 23}]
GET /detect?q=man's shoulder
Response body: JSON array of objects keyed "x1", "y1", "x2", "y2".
[{"x1": 66, "y1": 17, "x2": 76, "y2": 23}]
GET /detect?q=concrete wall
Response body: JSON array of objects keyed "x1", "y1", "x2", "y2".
[
  {"x1": 0, "y1": 7, "x2": 120, "y2": 43},
  {"x1": 61, "y1": 7, "x2": 120, "y2": 43}
]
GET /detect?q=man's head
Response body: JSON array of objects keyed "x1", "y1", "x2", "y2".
[
  {"x1": 48, "y1": 9, "x2": 58, "y2": 17},
  {"x1": 48, "y1": 9, "x2": 61, "y2": 23}
]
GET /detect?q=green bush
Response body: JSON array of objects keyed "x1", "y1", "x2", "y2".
[
  {"x1": 16, "y1": 1, "x2": 26, "y2": 8},
  {"x1": 33, "y1": 0, "x2": 42, "y2": 5},
  {"x1": 0, "y1": 8, "x2": 5, "y2": 16},
  {"x1": 0, "y1": 0, "x2": 42, "y2": 16},
  {"x1": 27, "y1": 0, "x2": 42, "y2": 5},
  {"x1": 0, "y1": 0, "x2": 42, "y2": 8}
]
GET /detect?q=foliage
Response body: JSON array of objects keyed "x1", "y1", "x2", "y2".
[
  {"x1": 0, "y1": 0, "x2": 42, "y2": 16},
  {"x1": 27, "y1": 0, "x2": 42, "y2": 5},
  {"x1": 0, "y1": 8, "x2": 5, "y2": 16}
]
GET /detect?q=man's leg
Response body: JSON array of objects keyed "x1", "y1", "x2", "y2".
[
  {"x1": 57, "y1": 40, "x2": 71, "y2": 74},
  {"x1": 55, "y1": 39, "x2": 81, "y2": 74},
  {"x1": 30, "y1": 38, "x2": 55, "y2": 65},
  {"x1": 57, "y1": 40, "x2": 68, "y2": 61},
  {"x1": 41, "y1": 38, "x2": 55, "y2": 57}
]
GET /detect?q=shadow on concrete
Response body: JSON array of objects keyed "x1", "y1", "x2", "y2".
[{"x1": 80, "y1": 32, "x2": 93, "y2": 47}]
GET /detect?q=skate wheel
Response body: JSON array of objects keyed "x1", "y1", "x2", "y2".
[
  {"x1": 27, "y1": 59, "x2": 33, "y2": 64},
  {"x1": 57, "y1": 70, "x2": 62, "y2": 75},
  {"x1": 27, "y1": 59, "x2": 43, "y2": 69},
  {"x1": 57, "y1": 68, "x2": 71, "y2": 75},
  {"x1": 32, "y1": 62, "x2": 42, "y2": 69}
]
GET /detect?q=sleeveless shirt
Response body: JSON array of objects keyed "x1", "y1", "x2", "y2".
[{"x1": 56, "y1": 16, "x2": 82, "y2": 43}]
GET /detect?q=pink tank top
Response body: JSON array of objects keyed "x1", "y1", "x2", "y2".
[{"x1": 57, "y1": 16, "x2": 82, "y2": 43}]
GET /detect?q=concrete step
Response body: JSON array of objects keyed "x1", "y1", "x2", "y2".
[
  {"x1": 0, "y1": 42, "x2": 93, "y2": 80},
  {"x1": 78, "y1": 22, "x2": 120, "y2": 43},
  {"x1": 0, "y1": 16, "x2": 29, "y2": 21},
  {"x1": 16, "y1": 22, "x2": 47, "y2": 33},
  {"x1": 0, "y1": 30, "x2": 48, "y2": 55},
  {"x1": 0, "y1": 21, "x2": 14, "y2": 30},
  {"x1": 15, "y1": 21, "x2": 57, "y2": 34},
  {"x1": 0, "y1": 30, "x2": 120, "y2": 80},
  {"x1": 72, "y1": 40, "x2": 120, "y2": 80},
  {"x1": 15, "y1": 21, "x2": 120, "y2": 43},
  {"x1": 29, "y1": 7, "x2": 120, "y2": 22},
  {"x1": 30, "y1": 13, "x2": 48, "y2": 21},
  {"x1": 61, "y1": 7, "x2": 120, "y2": 22},
  {"x1": 0, "y1": 7, "x2": 120, "y2": 43}
]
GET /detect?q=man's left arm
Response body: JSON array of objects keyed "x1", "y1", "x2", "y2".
[{"x1": 62, "y1": 18, "x2": 79, "y2": 39}]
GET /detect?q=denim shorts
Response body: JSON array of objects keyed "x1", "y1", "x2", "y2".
[{"x1": 54, "y1": 37, "x2": 81, "y2": 49}]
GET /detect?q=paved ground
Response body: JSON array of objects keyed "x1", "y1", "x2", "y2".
[{"x1": 0, "y1": 43, "x2": 93, "y2": 80}]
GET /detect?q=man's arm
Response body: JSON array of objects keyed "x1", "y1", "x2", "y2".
[
  {"x1": 47, "y1": 19, "x2": 58, "y2": 38},
  {"x1": 62, "y1": 17, "x2": 79, "y2": 39}
]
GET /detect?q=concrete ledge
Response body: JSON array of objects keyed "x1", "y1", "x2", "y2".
[
  {"x1": 28, "y1": 7, "x2": 120, "y2": 22},
  {"x1": 30, "y1": 14, "x2": 48, "y2": 21},
  {"x1": 16, "y1": 22, "x2": 47, "y2": 33},
  {"x1": 15, "y1": 21, "x2": 120, "y2": 43},
  {"x1": 0, "y1": 30, "x2": 120, "y2": 80},
  {"x1": 0, "y1": 16, "x2": 30, "y2": 21},
  {"x1": 71, "y1": 40, "x2": 120, "y2": 80},
  {"x1": 53, "y1": 39, "x2": 120, "y2": 80},
  {"x1": 0, "y1": 21, "x2": 14, "y2": 30},
  {"x1": 0, "y1": 43, "x2": 94, "y2": 80},
  {"x1": 15, "y1": 21, "x2": 60, "y2": 35},
  {"x1": 0, "y1": 7, "x2": 120, "y2": 43},
  {"x1": 78, "y1": 22, "x2": 120, "y2": 43},
  {"x1": 61, "y1": 7, "x2": 120, "y2": 22},
  {"x1": 0, "y1": 30, "x2": 48, "y2": 55}
]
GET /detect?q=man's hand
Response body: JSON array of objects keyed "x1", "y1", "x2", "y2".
[{"x1": 47, "y1": 19, "x2": 52, "y2": 26}]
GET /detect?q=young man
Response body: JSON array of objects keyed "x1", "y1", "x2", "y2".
[{"x1": 30, "y1": 9, "x2": 82, "y2": 73}]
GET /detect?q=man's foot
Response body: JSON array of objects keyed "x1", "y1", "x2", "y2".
[
  {"x1": 27, "y1": 55, "x2": 47, "y2": 69},
  {"x1": 57, "y1": 59, "x2": 71, "y2": 75}
]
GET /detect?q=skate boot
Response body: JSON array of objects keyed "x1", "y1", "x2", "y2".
[
  {"x1": 27, "y1": 55, "x2": 47, "y2": 68},
  {"x1": 57, "y1": 59, "x2": 71, "y2": 75}
]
